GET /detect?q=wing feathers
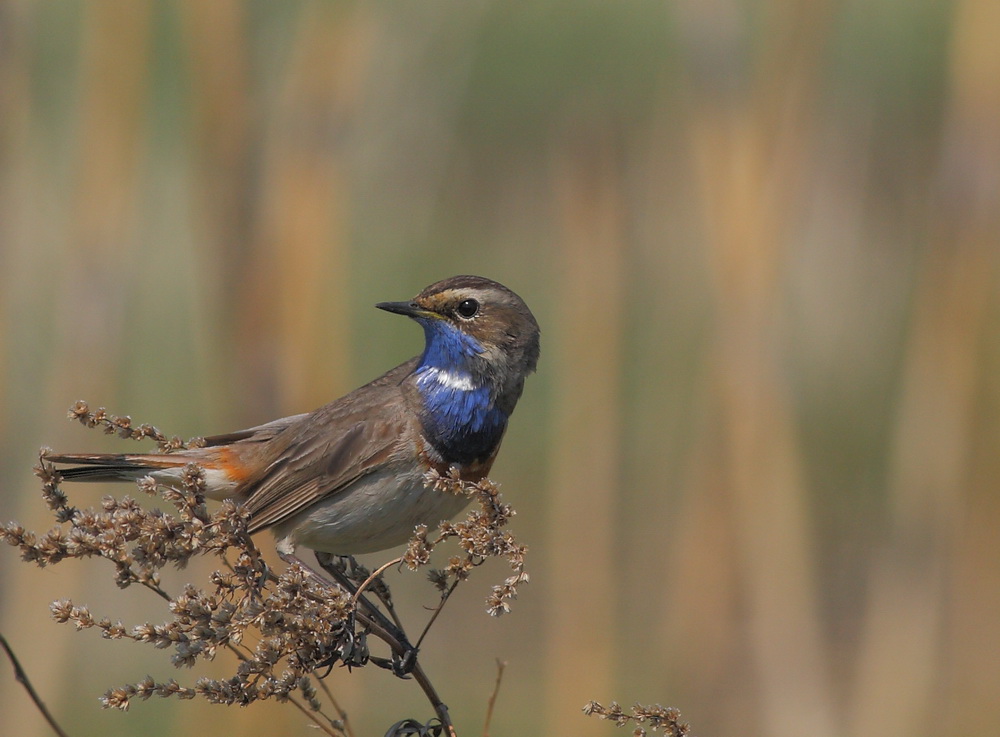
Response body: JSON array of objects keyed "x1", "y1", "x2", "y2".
[
  {"x1": 244, "y1": 419, "x2": 402, "y2": 534},
  {"x1": 48, "y1": 358, "x2": 421, "y2": 536},
  {"x1": 200, "y1": 413, "x2": 307, "y2": 447}
]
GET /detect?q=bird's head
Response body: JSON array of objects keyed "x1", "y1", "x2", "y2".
[{"x1": 377, "y1": 275, "x2": 540, "y2": 408}]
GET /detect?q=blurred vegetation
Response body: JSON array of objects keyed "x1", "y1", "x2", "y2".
[{"x1": 1, "y1": 1, "x2": 998, "y2": 736}]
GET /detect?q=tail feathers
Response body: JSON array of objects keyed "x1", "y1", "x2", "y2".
[{"x1": 43, "y1": 453, "x2": 187, "y2": 483}]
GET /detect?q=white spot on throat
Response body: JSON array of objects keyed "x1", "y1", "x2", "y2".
[{"x1": 418, "y1": 366, "x2": 477, "y2": 391}]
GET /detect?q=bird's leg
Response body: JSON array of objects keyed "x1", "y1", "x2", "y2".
[
  {"x1": 274, "y1": 548, "x2": 417, "y2": 676},
  {"x1": 314, "y1": 552, "x2": 418, "y2": 676},
  {"x1": 275, "y1": 550, "x2": 376, "y2": 668},
  {"x1": 276, "y1": 549, "x2": 337, "y2": 587}
]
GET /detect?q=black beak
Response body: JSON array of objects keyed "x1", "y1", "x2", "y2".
[{"x1": 376, "y1": 300, "x2": 426, "y2": 318}]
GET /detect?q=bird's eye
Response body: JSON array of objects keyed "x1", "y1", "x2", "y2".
[{"x1": 456, "y1": 298, "x2": 480, "y2": 319}]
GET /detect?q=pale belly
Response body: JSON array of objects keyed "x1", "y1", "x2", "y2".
[{"x1": 270, "y1": 466, "x2": 472, "y2": 555}]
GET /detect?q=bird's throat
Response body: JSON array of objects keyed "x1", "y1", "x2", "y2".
[
  {"x1": 414, "y1": 366, "x2": 507, "y2": 464},
  {"x1": 413, "y1": 319, "x2": 509, "y2": 463}
]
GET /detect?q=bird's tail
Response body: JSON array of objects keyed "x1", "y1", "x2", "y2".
[{"x1": 42, "y1": 452, "x2": 190, "y2": 483}]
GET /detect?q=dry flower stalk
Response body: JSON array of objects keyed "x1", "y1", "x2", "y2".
[
  {"x1": 582, "y1": 700, "x2": 693, "y2": 737},
  {"x1": 4, "y1": 403, "x2": 692, "y2": 736},
  {"x1": 2, "y1": 403, "x2": 531, "y2": 736}
]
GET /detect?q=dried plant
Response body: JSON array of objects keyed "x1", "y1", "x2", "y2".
[
  {"x1": 3, "y1": 402, "x2": 694, "y2": 736},
  {"x1": 583, "y1": 701, "x2": 693, "y2": 737},
  {"x1": 2, "y1": 403, "x2": 531, "y2": 737}
]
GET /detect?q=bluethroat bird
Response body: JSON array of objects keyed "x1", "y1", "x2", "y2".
[{"x1": 45, "y1": 275, "x2": 540, "y2": 562}]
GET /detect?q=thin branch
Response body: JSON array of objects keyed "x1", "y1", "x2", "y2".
[
  {"x1": 416, "y1": 578, "x2": 461, "y2": 650},
  {"x1": 284, "y1": 694, "x2": 345, "y2": 737},
  {"x1": 314, "y1": 675, "x2": 356, "y2": 737},
  {"x1": 349, "y1": 556, "x2": 403, "y2": 609},
  {"x1": 409, "y1": 661, "x2": 456, "y2": 737},
  {"x1": 482, "y1": 659, "x2": 506, "y2": 737},
  {"x1": 0, "y1": 632, "x2": 72, "y2": 737}
]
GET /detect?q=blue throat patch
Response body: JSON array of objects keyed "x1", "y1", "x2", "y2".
[{"x1": 414, "y1": 319, "x2": 507, "y2": 463}]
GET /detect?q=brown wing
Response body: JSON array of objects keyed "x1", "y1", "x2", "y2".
[{"x1": 240, "y1": 359, "x2": 419, "y2": 534}]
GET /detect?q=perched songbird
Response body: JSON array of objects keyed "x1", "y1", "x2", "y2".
[{"x1": 45, "y1": 275, "x2": 540, "y2": 559}]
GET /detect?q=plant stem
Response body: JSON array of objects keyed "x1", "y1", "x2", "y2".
[
  {"x1": 482, "y1": 659, "x2": 506, "y2": 737},
  {"x1": 1, "y1": 632, "x2": 72, "y2": 737},
  {"x1": 410, "y1": 661, "x2": 457, "y2": 736}
]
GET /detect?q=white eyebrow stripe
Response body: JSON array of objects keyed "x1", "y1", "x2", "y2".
[{"x1": 419, "y1": 367, "x2": 477, "y2": 391}]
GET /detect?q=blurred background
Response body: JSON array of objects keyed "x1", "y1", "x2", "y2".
[{"x1": 1, "y1": 1, "x2": 999, "y2": 736}]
